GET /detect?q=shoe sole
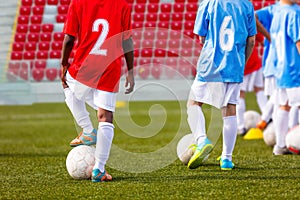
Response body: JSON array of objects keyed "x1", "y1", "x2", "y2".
[{"x1": 188, "y1": 144, "x2": 213, "y2": 169}]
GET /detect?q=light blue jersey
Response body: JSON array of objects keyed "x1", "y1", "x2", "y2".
[
  {"x1": 270, "y1": 4, "x2": 300, "y2": 88},
  {"x1": 193, "y1": 0, "x2": 256, "y2": 83},
  {"x1": 256, "y1": 3, "x2": 279, "y2": 76}
]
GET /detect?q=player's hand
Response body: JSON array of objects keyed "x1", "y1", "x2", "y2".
[
  {"x1": 61, "y1": 64, "x2": 70, "y2": 89},
  {"x1": 125, "y1": 72, "x2": 134, "y2": 94}
]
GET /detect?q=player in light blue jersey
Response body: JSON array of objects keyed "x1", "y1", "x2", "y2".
[
  {"x1": 269, "y1": 1, "x2": 300, "y2": 155},
  {"x1": 186, "y1": 0, "x2": 256, "y2": 170}
]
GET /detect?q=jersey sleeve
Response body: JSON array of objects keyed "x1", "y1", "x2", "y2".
[
  {"x1": 122, "y1": 4, "x2": 132, "y2": 40},
  {"x1": 287, "y1": 11, "x2": 300, "y2": 43},
  {"x1": 193, "y1": 0, "x2": 209, "y2": 36},
  {"x1": 247, "y1": 5, "x2": 257, "y2": 37},
  {"x1": 63, "y1": 0, "x2": 79, "y2": 37}
]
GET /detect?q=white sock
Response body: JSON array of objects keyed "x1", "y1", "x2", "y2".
[
  {"x1": 289, "y1": 106, "x2": 299, "y2": 129},
  {"x1": 236, "y1": 97, "x2": 245, "y2": 131},
  {"x1": 274, "y1": 109, "x2": 289, "y2": 148},
  {"x1": 187, "y1": 105, "x2": 206, "y2": 145},
  {"x1": 222, "y1": 116, "x2": 237, "y2": 161},
  {"x1": 64, "y1": 88, "x2": 94, "y2": 133},
  {"x1": 261, "y1": 95, "x2": 274, "y2": 122},
  {"x1": 256, "y1": 91, "x2": 268, "y2": 113},
  {"x1": 94, "y1": 122, "x2": 114, "y2": 172}
]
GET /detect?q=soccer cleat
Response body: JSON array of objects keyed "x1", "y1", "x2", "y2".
[
  {"x1": 220, "y1": 158, "x2": 235, "y2": 170},
  {"x1": 70, "y1": 128, "x2": 97, "y2": 147},
  {"x1": 92, "y1": 169, "x2": 113, "y2": 182},
  {"x1": 273, "y1": 145, "x2": 292, "y2": 155},
  {"x1": 188, "y1": 138, "x2": 213, "y2": 169},
  {"x1": 256, "y1": 120, "x2": 267, "y2": 130}
]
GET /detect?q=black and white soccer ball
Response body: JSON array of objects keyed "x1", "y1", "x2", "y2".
[{"x1": 286, "y1": 125, "x2": 300, "y2": 155}]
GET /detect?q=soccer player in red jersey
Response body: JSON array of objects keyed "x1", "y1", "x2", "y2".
[
  {"x1": 236, "y1": 33, "x2": 268, "y2": 135},
  {"x1": 61, "y1": 0, "x2": 134, "y2": 182}
]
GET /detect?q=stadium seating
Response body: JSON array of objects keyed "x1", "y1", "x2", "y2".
[{"x1": 8, "y1": 0, "x2": 270, "y2": 82}]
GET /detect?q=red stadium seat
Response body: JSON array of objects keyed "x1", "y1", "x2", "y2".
[
  {"x1": 136, "y1": 0, "x2": 146, "y2": 3},
  {"x1": 181, "y1": 39, "x2": 194, "y2": 49},
  {"x1": 160, "y1": 3, "x2": 172, "y2": 12},
  {"x1": 173, "y1": 3, "x2": 185, "y2": 12},
  {"x1": 139, "y1": 58, "x2": 152, "y2": 65},
  {"x1": 169, "y1": 31, "x2": 181, "y2": 39},
  {"x1": 171, "y1": 22, "x2": 182, "y2": 30},
  {"x1": 180, "y1": 49, "x2": 193, "y2": 57},
  {"x1": 34, "y1": 60, "x2": 47, "y2": 69},
  {"x1": 184, "y1": 21, "x2": 194, "y2": 31},
  {"x1": 156, "y1": 31, "x2": 168, "y2": 40},
  {"x1": 165, "y1": 58, "x2": 178, "y2": 78},
  {"x1": 19, "y1": 68, "x2": 29, "y2": 80},
  {"x1": 133, "y1": 13, "x2": 145, "y2": 22},
  {"x1": 25, "y1": 42, "x2": 37, "y2": 51},
  {"x1": 140, "y1": 49, "x2": 153, "y2": 57},
  {"x1": 186, "y1": 3, "x2": 198, "y2": 12},
  {"x1": 185, "y1": 13, "x2": 196, "y2": 21},
  {"x1": 51, "y1": 41, "x2": 62, "y2": 50},
  {"x1": 133, "y1": 40, "x2": 141, "y2": 49},
  {"x1": 60, "y1": 0, "x2": 71, "y2": 5},
  {"x1": 172, "y1": 13, "x2": 183, "y2": 21},
  {"x1": 151, "y1": 65, "x2": 162, "y2": 79},
  {"x1": 147, "y1": 4, "x2": 159, "y2": 13},
  {"x1": 42, "y1": 24, "x2": 54, "y2": 32},
  {"x1": 144, "y1": 31, "x2": 155, "y2": 39},
  {"x1": 32, "y1": 6, "x2": 44, "y2": 15},
  {"x1": 56, "y1": 14, "x2": 66, "y2": 23},
  {"x1": 132, "y1": 22, "x2": 143, "y2": 29},
  {"x1": 15, "y1": 34, "x2": 26, "y2": 42},
  {"x1": 146, "y1": 13, "x2": 157, "y2": 22},
  {"x1": 132, "y1": 30, "x2": 142, "y2": 40},
  {"x1": 12, "y1": 42, "x2": 25, "y2": 51},
  {"x1": 30, "y1": 15, "x2": 43, "y2": 24},
  {"x1": 22, "y1": 0, "x2": 33, "y2": 6},
  {"x1": 16, "y1": 24, "x2": 28, "y2": 33},
  {"x1": 31, "y1": 68, "x2": 45, "y2": 82},
  {"x1": 34, "y1": 0, "x2": 46, "y2": 6},
  {"x1": 174, "y1": 0, "x2": 185, "y2": 3},
  {"x1": 144, "y1": 21, "x2": 156, "y2": 28},
  {"x1": 134, "y1": 4, "x2": 146, "y2": 13},
  {"x1": 183, "y1": 30, "x2": 195, "y2": 38},
  {"x1": 40, "y1": 33, "x2": 52, "y2": 41},
  {"x1": 49, "y1": 50, "x2": 61, "y2": 58},
  {"x1": 20, "y1": 6, "x2": 31, "y2": 15},
  {"x1": 45, "y1": 68, "x2": 58, "y2": 81},
  {"x1": 57, "y1": 5, "x2": 69, "y2": 14},
  {"x1": 159, "y1": 13, "x2": 171, "y2": 22},
  {"x1": 178, "y1": 60, "x2": 192, "y2": 78},
  {"x1": 27, "y1": 33, "x2": 40, "y2": 42},
  {"x1": 29, "y1": 24, "x2": 41, "y2": 33},
  {"x1": 168, "y1": 40, "x2": 180, "y2": 49},
  {"x1": 141, "y1": 40, "x2": 152, "y2": 48},
  {"x1": 53, "y1": 32, "x2": 64, "y2": 41},
  {"x1": 18, "y1": 16, "x2": 29, "y2": 24},
  {"x1": 47, "y1": 0, "x2": 58, "y2": 5},
  {"x1": 188, "y1": 0, "x2": 198, "y2": 2},
  {"x1": 23, "y1": 51, "x2": 35, "y2": 59},
  {"x1": 36, "y1": 51, "x2": 48, "y2": 59},
  {"x1": 38, "y1": 42, "x2": 50, "y2": 50},
  {"x1": 154, "y1": 49, "x2": 166, "y2": 57},
  {"x1": 157, "y1": 21, "x2": 169, "y2": 29},
  {"x1": 155, "y1": 40, "x2": 167, "y2": 49}
]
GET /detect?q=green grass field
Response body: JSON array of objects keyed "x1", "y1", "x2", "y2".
[{"x1": 1, "y1": 93, "x2": 300, "y2": 199}]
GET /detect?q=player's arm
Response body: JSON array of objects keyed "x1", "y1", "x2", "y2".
[
  {"x1": 122, "y1": 37, "x2": 135, "y2": 94},
  {"x1": 245, "y1": 35, "x2": 256, "y2": 63},
  {"x1": 296, "y1": 41, "x2": 300, "y2": 55},
  {"x1": 60, "y1": 34, "x2": 75, "y2": 88},
  {"x1": 199, "y1": 36, "x2": 206, "y2": 44},
  {"x1": 255, "y1": 16, "x2": 271, "y2": 42}
]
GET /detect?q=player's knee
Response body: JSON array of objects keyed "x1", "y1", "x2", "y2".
[
  {"x1": 97, "y1": 109, "x2": 113, "y2": 123},
  {"x1": 187, "y1": 100, "x2": 202, "y2": 108}
]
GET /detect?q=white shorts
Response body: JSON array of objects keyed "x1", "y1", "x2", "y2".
[
  {"x1": 189, "y1": 80, "x2": 240, "y2": 109},
  {"x1": 66, "y1": 72, "x2": 117, "y2": 112},
  {"x1": 264, "y1": 76, "x2": 276, "y2": 96},
  {"x1": 240, "y1": 69, "x2": 264, "y2": 92},
  {"x1": 277, "y1": 87, "x2": 300, "y2": 107}
]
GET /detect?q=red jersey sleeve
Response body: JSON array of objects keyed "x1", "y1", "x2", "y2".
[
  {"x1": 63, "y1": 0, "x2": 79, "y2": 37},
  {"x1": 122, "y1": 4, "x2": 132, "y2": 40}
]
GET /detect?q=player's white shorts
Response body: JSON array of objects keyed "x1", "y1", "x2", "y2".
[
  {"x1": 66, "y1": 71, "x2": 116, "y2": 112},
  {"x1": 264, "y1": 76, "x2": 276, "y2": 96},
  {"x1": 189, "y1": 80, "x2": 240, "y2": 109},
  {"x1": 240, "y1": 68, "x2": 264, "y2": 92},
  {"x1": 277, "y1": 87, "x2": 300, "y2": 107}
]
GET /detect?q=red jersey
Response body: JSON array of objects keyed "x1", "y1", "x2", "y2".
[
  {"x1": 244, "y1": 33, "x2": 264, "y2": 75},
  {"x1": 63, "y1": 0, "x2": 132, "y2": 92}
]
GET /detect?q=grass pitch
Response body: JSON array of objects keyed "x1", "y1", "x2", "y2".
[{"x1": 1, "y1": 93, "x2": 300, "y2": 199}]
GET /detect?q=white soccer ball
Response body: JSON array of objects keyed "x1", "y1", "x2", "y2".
[
  {"x1": 244, "y1": 110, "x2": 261, "y2": 130},
  {"x1": 263, "y1": 122, "x2": 276, "y2": 147},
  {"x1": 286, "y1": 125, "x2": 300, "y2": 154},
  {"x1": 177, "y1": 133, "x2": 196, "y2": 165},
  {"x1": 66, "y1": 145, "x2": 96, "y2": 179}
]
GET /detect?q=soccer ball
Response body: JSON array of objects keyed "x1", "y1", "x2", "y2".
[
  {"x1": 263, "y1": 122, "x2": 276, "y2": 147},
  {"x1": 244, "y1": 110, "x2": 261, "y2": 130},
  {"x1": 66, "y1": 145, "x2": 96, "y2": 179},
  {"x1": 286, "y1": 125, "x2": 300, "y2": 154},
  {"x1": 177, "y1": 134, "x2": 195, "y2": 165}
]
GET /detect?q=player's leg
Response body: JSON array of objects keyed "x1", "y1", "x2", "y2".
[
  {"x1": 92, "y1": 90, "x2": 116, "y2": 182},
  {"x1": 253, "y1": 69, "x2": 268, "y2": 113},
  {"x1": 219, "y1": 83, "x2": 240, "y2": 170},
  {"x1": 289, "y1": 106, "x2": 299, "y2": 129},
  {"x1": 273, "y1": 89, "x2": 291, "y2": 155},
  {"x1": 236, "y1": 90, "x2": 246, "y2": 135},
  {"x1": 286, "y1": 87, "x2": 300, "y2": 129}
]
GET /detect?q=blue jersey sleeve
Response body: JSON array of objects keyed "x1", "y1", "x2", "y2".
[
  {"x1": 256, "y1": 6, "x2": 273, "y2": 30},
  {"x1": 247, "y1": 5, "x2": 257, "y2": 36},
  {"x1": 193, "y1": 0, "x2": 210, "y2": 36},
  {"x1": 287, "y1": 11, "x2": 300, "y2": 43}
]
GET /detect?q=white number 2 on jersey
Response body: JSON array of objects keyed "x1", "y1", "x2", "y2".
[
  {"x1": 219, "y1": 16, "x2": 234, "y2": 51},
  {"x1": 90, "y1": 19, "x2": 109, "y2": 56}
]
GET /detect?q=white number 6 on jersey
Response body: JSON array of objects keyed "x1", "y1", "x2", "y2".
[
  {"x1": 219, "y1": 16, "x2": 234, "y2": 51},
  {"x1": 90, "y1": 19, "x2": 109, "y2": 56}
]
